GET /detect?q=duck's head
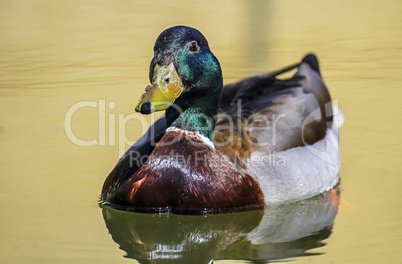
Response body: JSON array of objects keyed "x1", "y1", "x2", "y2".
[{"x1": 135, "y1": 26, "x2": 223, "y2": 115}]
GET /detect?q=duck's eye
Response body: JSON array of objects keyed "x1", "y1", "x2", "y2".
[
  {"x1": 164, "y1": 77, "x2": 170, "y2": 84},
  {"x1": 188, "y1": 41, "x2": 199, "y2": 53}
]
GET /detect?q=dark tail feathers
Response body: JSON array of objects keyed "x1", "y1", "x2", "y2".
[{"x1": 302, "y1": 53, "x2": 321, "y2": 76}]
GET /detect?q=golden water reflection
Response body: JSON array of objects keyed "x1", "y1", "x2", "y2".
[{"x1": 102, "y1": 191, "x2": 338, "y2": 263}]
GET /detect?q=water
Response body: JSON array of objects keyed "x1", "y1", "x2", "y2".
[{"x1": 1, "y1": 0, "x2": 401, "y2": 263}]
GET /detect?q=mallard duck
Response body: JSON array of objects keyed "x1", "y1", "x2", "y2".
[{"x1": 101, "y1": 26, "x2": 341, "y2": 214}]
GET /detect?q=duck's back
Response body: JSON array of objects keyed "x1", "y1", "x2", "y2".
[{"x1": 214, "y1": 54, "x2": 341, "y2": 203}]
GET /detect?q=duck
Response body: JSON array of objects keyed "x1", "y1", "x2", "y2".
[{"x1": 101, "y1": 25, "x2": 341, "y2": 214}]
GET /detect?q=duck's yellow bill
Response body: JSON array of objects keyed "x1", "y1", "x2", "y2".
[{"x1": 135, "y1": 63, "x2": 184, "y2": 114}]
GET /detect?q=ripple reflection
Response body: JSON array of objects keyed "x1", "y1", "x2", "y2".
[{"x1": 101, "y1": 189, "x2": 339, "y2": 263}]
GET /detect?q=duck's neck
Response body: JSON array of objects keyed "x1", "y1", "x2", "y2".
[{"x1": 166, "y1": 92, "x2": 220, "y2": 140}]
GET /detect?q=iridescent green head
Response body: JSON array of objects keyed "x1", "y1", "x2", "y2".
[{"x1": 135, "y1": 26, "x2": 223, "y2": 115}]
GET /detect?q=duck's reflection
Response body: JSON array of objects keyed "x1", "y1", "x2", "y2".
[{"x1": 101, "y1": 189, "x2": 339, "y2": 263}]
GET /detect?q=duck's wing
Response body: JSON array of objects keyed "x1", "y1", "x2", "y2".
[
  {"x1": 101, "y1": 115, "x2": 166, "y2": 199},
  {"x1": 214, "y1": 54, "x2": 333, "y2": 166},
  {"x1": 219, "y1": 62, "x2": 300, "y2": 112}
]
